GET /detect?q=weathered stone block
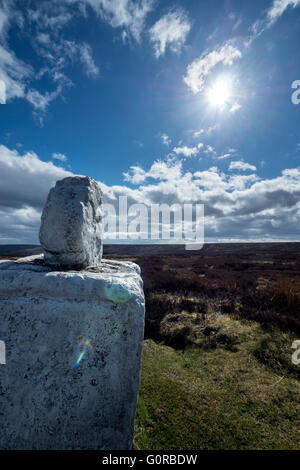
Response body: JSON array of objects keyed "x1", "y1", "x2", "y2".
[
  {"x1": 0, "y1": 255, "x2": 145, "y2": 450},
  {"x1": 39, "y1": 176, "x2": 103, "y2": 269}
]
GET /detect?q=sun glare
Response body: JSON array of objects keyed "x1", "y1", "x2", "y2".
[{"x1": 207, "y1": 79, "x2": 231, "y2": 108}]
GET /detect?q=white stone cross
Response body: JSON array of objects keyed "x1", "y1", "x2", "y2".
[{"x1": 39, "y1": 176, "x2": 103, "y2": 268}]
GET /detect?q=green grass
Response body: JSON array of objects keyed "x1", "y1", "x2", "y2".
[{"x1": 134, "y1": 314, "x2": 300, "y2": 450}]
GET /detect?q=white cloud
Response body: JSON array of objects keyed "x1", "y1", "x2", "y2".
[
  {"x1": 34, "y1": 37, "x2": 99, "y2": 87},
  {"x1": 228, "y1": 173, "x2": 259, "y2": 190},
  {"x1": 36, "y1": 32, "x2": 51, "y2": 45},
  {"x1": 251, "y1": 0, "x2": 300, "y2": 39},
  {"x1": 0, "y1": 144, "x2": 73, "y2": 242},
  {"x1": 27, "y1": 5, "x2": 73, "y2": 30},
  {"x1": 173, "y1": 144, "x2": 201, "y2": 157},
  {"x1": 1, "y1": 146, "x2": 300, "y2": 242},
  {"x1": 229, "y1": 161, "x2": 257, "y2": 172},
  {"x1": 115, "y1": 160, "x2": 300, "y2": 242},
  {"x1": 183, "y1": 43, "x2": 242, "y2": 94},
  {"x1": 0, "y1": 1, "x2": 99, "y2": 118},
  {"x1": 149, "y1": 9, "x2": 191, "y2": 58},
  {"x1": 217, "y1": 148, "x2": 237, "y2": 160},
  {"x1": 0, "y1": 145, "x2": 72, "y2": 208},
  {"x1": 217, "y1": 153, "x2": 231, "y2": 160},
  {"x1": 72, "y1": 0, "x2": 154, "y2": 41},
  {"x1": 267, "y1": 0, "x2": 300, "y2": 24},
  {"x1": 0, "y1": 1, "x2": 11, "y2": 38},
  {"x1": 204, "y1": 145, "x2": 215, "y2": 155},
  {"x1": 193, "y1": 125, "x2": 218, "y2": 137},
  {"x1": 124, "y1": 159, "x2": 183, "y2": 184},
  {"x1": 0, "y1": 42, "x2": 32, "y2": 102},
  {"x1": 52, "y1": 152, "x2": 67, "y2": 162},
  {"x1": 78, "y1": 43, "x2": 99, "y2": 77},
  {"x1": 161, "y1": 133, "x2": 171, "y2": 146},
  {"x1": 123, "y1": 165, "x2": 147, "y2": 184},
  {"x1": 26, "y1": 86, "x2": 63, "y2": 112},
  {"x1": 230, "y1": 102, "x2": 242, "y2": 113}
]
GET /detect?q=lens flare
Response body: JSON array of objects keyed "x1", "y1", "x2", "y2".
[{"x1": 74, "y1": 338, "x2": 92, "y2": 369}]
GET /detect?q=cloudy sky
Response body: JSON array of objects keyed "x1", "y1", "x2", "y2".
[{"x1": 0, "y1": 0, "x2": 300, "y2": 244}]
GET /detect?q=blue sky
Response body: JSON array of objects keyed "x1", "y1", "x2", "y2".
[{"x1": 0, "y1": 0, "x2": 300, "y2": 244}]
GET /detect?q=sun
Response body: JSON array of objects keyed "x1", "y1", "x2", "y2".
[{"x1": 207, "y1": 79, "x2": 231, "y2": 108}]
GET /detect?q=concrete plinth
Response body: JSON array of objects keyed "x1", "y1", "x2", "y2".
[{"x1": 0, "y1": 255, "x2": 145, "y2": 450}]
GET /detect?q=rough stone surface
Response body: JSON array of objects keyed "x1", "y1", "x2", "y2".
[
  {"x1": 0, "y1": 255, "x2": 145, "y2": 450},
  {"x1": 39, "y1": 176, "x2": 103, "y2": 269}
]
